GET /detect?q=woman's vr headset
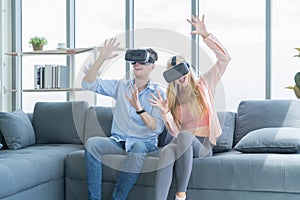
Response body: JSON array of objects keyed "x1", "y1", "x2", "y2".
[
  {"x1": 163, "y1": 56, "x2": 190, "y2": 83},
  {"x1": 125, "y1": 49, "x2": 156, "y2": 65}
]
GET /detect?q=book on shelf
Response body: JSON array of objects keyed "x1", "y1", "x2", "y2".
[
  {"x1": 34, "y1": 65, "x2": 42, "y2": 89},
  {"x1": 34, "y1": 64, "x2": 70, "y2": 89}
]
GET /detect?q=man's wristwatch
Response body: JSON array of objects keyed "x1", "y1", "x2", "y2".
[{"x1": 136, "y1": 109, "x2": 146, "y2": 115}]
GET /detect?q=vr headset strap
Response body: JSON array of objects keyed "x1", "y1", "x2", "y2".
[{"x1": 171, "y1": 56, "x2": 177, "y2": 66}]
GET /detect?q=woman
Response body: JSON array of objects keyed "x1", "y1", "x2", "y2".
[{"x1": 149, "y1": 15, "x2": 231, "y2": 200}]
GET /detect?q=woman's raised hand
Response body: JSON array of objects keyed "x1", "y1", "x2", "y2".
[{"x1": 187, "y1": 14, "x2": 209, "y2": 38}]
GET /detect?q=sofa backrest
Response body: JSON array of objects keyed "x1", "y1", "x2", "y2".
[
  {"x1": 0, "y1": 101, "x2": 237, "y2": 151},
  {"x1": 32, "y1": 101, "x2": 89, "y2": 144},
  {"x1": 84, "y1": 106, "x2": 113, "y2": 141},
  {"x1": 84, "y1": 106, "x2": 168, "y2": 147},
  {"x1": 162, "y1": 111, "x2": 237, "y2": 153},
  {"x1": 85, "y1": 106, "x2": 236, "y2": 151},
  {"x1": 234, "y1": 99, "x2": 300, "y2": 146}
]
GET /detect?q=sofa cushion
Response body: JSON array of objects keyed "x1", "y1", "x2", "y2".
[
  {"x1": 33, "y1": 101, "x2": 89, "y2": 144},
  {"x1": 0, "y1": 144, "x2": 83, "y2": 199},
  {"x1": 65, "y1": 150, "x2": 161, "y2": 200},
  {"x1": 234, "y1": 100, "x2": 300, "y2": 146},
  {"x1": 234, "y1": 127, "x2": 300, "y2": 153},
  {"x1": 66, "y1": 150, "x2": 300, "y2": 196},
  {"x1": 65, "y1": 150, "x2": 159, "y2": 185},
  {"x1": 0, "y1": 110, "x2": 35, "y2": 149},
  {"x1": 190, "y1": 151, "x2": 300, "y2": 194},
  {"x1": 213, "y1": 112, "x2": 236, "y2": 153},
  {"x1": 84, "y1": 106, "x2": 113, "y2": 142}
]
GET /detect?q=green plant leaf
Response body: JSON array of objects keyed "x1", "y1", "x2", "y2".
[{"x1": 28, "y1": 36, "x2": 48, "y2": 46}]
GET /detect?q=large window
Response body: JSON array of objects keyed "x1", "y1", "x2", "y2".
[
  {"x1": 21, "y1": 0, "x2": 66, "y2": 112},
  {"x1": 75, "y1": 0, "x2": 125, "y2": 106},
  {"x1": 5, "y1": 0, "x2": 300, "y2": 112},
  {"x1": 202, "y1": 0, "x2": 266, "y2": 111},
  {"x1": 134, "y1": 0, "x2": 192, "y2": 100},
  {"x1": 272, "y1": 0, "x2": 300, "y2": 99}
]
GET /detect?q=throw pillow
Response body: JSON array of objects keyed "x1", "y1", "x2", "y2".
[
  {"x1": 213, "y1": 112, "x2": 236, "y2": 153},
  {"x1": 0, "y1": 110, "x2": 35, "y2": 150},
  {"x1": 0, "y1": 143, "x2": 2, "y2": 149},
  {"x1": 33, "y1": 101, "x2": 89, "y2": 144},
  {"x1": 84, "y1": 106, "x2": 112, "y2": 142},
  {"x1": 234, "y1": 127, "x2": 300, "y2": 153},
  {"x1": 234, "y1": 100, "x2": 300, "y2": 146}
]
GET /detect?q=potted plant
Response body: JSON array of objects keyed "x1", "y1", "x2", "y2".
[
  {"x1": 286, "y1": 48, "x2": 300, "y2": 98},
  {"x1": 29, "y1": 36, "x2": 48, "y2": 51}
]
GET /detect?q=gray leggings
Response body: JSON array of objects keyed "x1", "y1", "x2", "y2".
[{"x1": 154, "y1": 131, "x2": 212, "y2": 200}]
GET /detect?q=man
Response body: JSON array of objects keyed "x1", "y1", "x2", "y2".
[{"x1": 82, "y1": 38, "x2": 165, "y2": 200}]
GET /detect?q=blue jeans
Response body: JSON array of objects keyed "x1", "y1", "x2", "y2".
[{"x1": 85, "y1": 137, "x2": 157, "y2": 200}]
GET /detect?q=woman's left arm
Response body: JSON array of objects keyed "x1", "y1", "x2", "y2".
[
  {"x1": 187, "y1": 15, "x2": 231, "y2": 90},
  {"x1": 202, "y1": 34, "x2": 231, "y2": 89}
]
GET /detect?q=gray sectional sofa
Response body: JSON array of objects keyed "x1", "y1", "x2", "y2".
[
  {"x1": 1, "y1": 100, "x2": 300, "y2": 200},
  {"x1": 0, "y1": 101, "x2": 87, "y2": 200}
]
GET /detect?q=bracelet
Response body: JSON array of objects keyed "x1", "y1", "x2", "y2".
[
  {"x1": 136, "y1": 109, "x2": 146, "y2": 115},
  {"x1": 202, "y1": 33, "x2": 210, "y2": 39}
]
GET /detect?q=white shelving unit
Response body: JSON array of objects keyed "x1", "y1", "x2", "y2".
[{"x1": 5, "y1": 47, "x2": 95, "y2": 109}]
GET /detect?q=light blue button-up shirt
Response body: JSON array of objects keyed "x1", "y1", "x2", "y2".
[{"x1": 82, "y1": 78, "x2": 165, "y2": 151}]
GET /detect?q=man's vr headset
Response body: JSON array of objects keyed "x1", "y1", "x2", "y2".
[
  {"x1": 125, "y1": 49, "x2": 156, "y2": 65},
  {"x1": 163, "y1": 56, "x2": 190, "y2": 83}
]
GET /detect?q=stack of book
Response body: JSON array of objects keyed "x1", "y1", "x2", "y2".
[{"x1": 34, "y1": 64, "x2": 70, "y2": 89}]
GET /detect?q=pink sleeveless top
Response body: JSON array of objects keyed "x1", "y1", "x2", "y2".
[{"x1": 177, "y1": 103, "x2": 209, "y2": 130}]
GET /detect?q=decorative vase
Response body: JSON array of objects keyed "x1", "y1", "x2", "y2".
[{"x1": 33, "y1": 45, "x2": 44, "y2": 51}]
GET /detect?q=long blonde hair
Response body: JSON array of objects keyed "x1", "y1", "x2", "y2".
[{"x1": 166, "y1": 55, "x2": 209, "y2": 129}]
